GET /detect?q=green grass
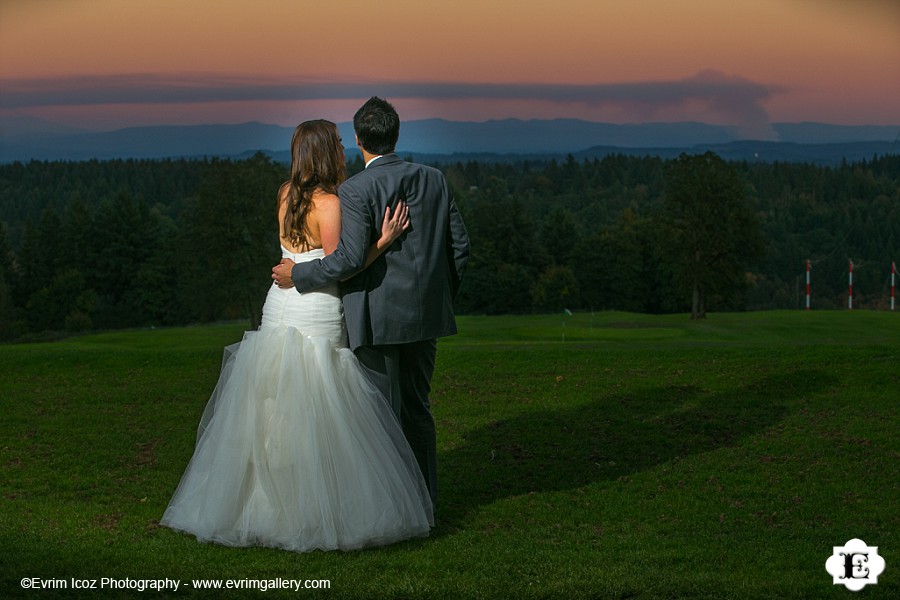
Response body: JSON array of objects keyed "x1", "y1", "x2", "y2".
[{"x1": 1, "y1": 311, "x2": 898, "y2": 598}]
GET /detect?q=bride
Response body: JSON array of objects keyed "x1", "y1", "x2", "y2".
[{"x1": 160, "y1": 120, "x2": 433, "y2": 552}]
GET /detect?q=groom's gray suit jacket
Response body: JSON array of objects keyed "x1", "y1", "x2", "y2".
[{"x1": 291, "y1": 153, "x2": 470, "y2": 350}]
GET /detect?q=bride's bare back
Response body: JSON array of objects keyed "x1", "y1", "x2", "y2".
[{"x1": 278, "y1": 185, "x2": 341, "y2": 256}]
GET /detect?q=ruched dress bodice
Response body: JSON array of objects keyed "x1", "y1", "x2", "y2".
[{"x1": 261, "y1": 247, "x2": 347, "y2": 348}]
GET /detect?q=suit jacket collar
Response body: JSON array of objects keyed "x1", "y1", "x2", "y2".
[{"x1": 366, "y1": 153, "x2": 401, "y2": 168}]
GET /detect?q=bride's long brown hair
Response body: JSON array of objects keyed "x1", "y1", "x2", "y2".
[{"x1": 281, "y1": 120, "x2": 346, "y2": 249}]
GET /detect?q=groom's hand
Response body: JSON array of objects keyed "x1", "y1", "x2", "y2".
[{"x1": 272, "y1": 259, "x2": 295, "y2": 288}]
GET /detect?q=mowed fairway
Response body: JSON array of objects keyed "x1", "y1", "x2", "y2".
[{"x1": 1, "y1": 311, "x2": 898, "y2": 598}]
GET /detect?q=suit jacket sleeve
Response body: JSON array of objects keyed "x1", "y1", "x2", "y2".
[
  {"x1": 447, "y1": 187, "x2": 470, "y2": 299},
  {"x1": 290, "y1": 182, "x2": 372, "y2": 292}
]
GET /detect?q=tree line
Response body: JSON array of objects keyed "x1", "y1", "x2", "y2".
[
  {"x1": 449, "y1": 153, "x2": 899, "y2": 316},
  {"x1": 1, "y1": 151, "x2": 898, "y2": 340}
]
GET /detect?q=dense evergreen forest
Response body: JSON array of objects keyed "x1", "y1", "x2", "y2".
[{"x1": 1, "y1": 151, "x2": 898, "y2": 340}]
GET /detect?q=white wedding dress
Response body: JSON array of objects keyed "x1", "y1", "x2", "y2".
[{"x1": 160, "y1": 247, "x2": 433, "y2": 552}]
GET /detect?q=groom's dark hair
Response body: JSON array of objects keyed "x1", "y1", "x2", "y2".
[{"x1": 354, "y1": 97, "x2": 400, "y2": 155}]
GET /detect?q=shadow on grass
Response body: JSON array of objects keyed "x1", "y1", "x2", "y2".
[{"x1": 436, "y1": 369, "x2": 834, "y2": 530}]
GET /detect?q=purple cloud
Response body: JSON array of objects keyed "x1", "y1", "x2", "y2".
[{"x1": 0, "y1": 70, "x2": 784, "y2": 137}]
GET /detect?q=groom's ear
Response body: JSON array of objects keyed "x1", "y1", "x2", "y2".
[{"x1": 355, "y1": 134, "x2": 363, "y2": 150}]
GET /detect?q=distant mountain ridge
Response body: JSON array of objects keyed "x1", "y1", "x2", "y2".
[{"x1": 1, "y1": 116, "x2": 897, "y2": 164}]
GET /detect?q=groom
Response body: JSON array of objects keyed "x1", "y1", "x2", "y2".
[{"x1": 272, "y1": 97, "x2": 469, "y2": 504}]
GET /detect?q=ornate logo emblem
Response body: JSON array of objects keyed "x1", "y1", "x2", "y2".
[{"x1": 825, "y1": 538, "x2": 886, "y2": 591}]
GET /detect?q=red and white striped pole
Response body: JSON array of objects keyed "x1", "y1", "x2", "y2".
[
  {"x1": 848, "y1": 260, "x2": 854, "y2": 310},
  {"x1": 805, "y1": 260, "x2": 811, "y2": 310},
  {"x1": 892, "y1": 261, "x2": 896, "y2": 311}
]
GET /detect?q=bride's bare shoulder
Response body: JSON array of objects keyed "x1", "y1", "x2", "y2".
[
  {"x1": 277, "y1": 182, "x2": 291, "y2": 214},
  {"x1": 310, "y1": 191, "x2": 340, "y2": 218},
  {"x1": 311, "y1": 190, "x2": 339, "y2": 206}
]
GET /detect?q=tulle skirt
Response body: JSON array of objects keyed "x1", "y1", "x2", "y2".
[{"x1": 160, "y1": 325, "x2": 434, "y2": 552}]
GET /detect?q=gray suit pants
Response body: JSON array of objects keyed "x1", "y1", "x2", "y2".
[{"x1": 354, "y1": 340, "x2": 438, "y2": 505}]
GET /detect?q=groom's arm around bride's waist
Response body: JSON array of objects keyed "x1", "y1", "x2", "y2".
[{"x1": 291, "y1": 179, "x2": 374, "y2": 292}]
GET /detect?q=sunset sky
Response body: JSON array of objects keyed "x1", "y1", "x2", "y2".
[{"x1": 1, "y1": 0, "x2": 898, "y2": 137}]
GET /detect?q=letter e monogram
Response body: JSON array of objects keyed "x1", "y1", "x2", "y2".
[
  {"x1": 826, "y1": 539, "x2": 885, "y2": 591},
  {"x1": 842, "y1": 552, "x2": 869, "y2": 579}
]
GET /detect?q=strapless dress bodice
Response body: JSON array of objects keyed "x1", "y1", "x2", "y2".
[
  {"x1": 281, "y1": 245, "x2": 325, "y2": 263},
  {"x1": 261, "y1": 246, "x2": 345, "y2": 347}
]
